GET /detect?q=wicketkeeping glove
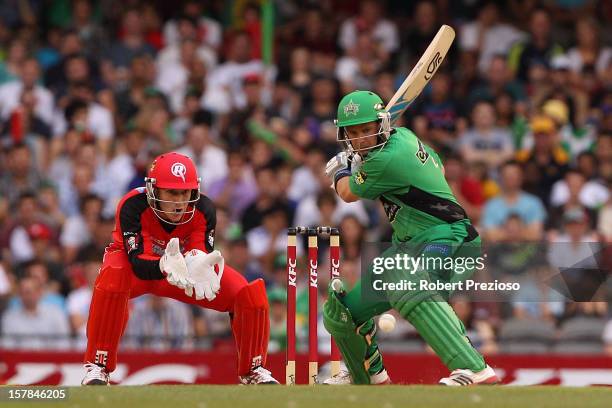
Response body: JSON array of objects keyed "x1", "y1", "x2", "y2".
[
  {"x1": 184, "y1": 249, "x2": 225, "y2": 301},
  {"x1": 159, "y1": 238, "x2": 194, "y2": 291}
]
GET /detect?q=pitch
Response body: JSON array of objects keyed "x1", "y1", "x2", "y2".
[{"x1": 32, "y1": 385, "x2": 612, "y2": 408}]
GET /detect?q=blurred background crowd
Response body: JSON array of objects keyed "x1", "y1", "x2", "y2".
[{"x1": 0, "y1": 0, "x2": 610, "y2": 356}]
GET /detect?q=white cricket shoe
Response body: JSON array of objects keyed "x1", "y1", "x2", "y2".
[
  {"x1": 439, "y1": 364, "x2": 499, "y2": 386},
  {"x1": 239, "y1": 367, "x2": 280, "y2": 384},
  {"x1": 81, "y1": 363, "x2": 110, "y2": 385},
  {"x1": 323, "y1": 369, "x2": 391, "y2": 385}
]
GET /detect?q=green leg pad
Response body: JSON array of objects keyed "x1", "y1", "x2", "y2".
[
  {"x1": 395, "y1": 296, "x2": 486, "y2": 372},
  {"x1": 323, "y1": 292, "x2": 371, "y2": 384}
]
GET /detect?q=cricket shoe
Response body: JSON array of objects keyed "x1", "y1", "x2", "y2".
[
  {"x1": 323, "y1": 369, "x2": 392, "y2": 385},
  {"x1": 439, "y1": 365, "x2": 499, "y2": 386},
  {"x1": 239, "y1": 367, "x2": 280, "y2": 384},
  {"x1": 81, "y1": 363, "x2": 110, "y2": 385}
]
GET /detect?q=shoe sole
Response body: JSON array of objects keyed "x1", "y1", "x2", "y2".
[{"x1": 82, "y1": 379, "x2": 109, "y2": 385}]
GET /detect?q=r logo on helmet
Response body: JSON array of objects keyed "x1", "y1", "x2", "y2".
[{"x1": 171, "y1": 162, "x2": 187, "y2": 182}]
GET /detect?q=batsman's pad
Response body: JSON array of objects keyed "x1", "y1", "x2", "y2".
[
  {"x1": 84, "y1": 264, "x2": 131, "y2": 372},
  {"x1": 323, "y1": 291, "x2": 371, "y2": 384},
  {"x1": 232, "y1": 279, "x2": 270, "y2": 376},
  {"x1": 394, "y1": 294, "x2": 486, "y2": 372}
]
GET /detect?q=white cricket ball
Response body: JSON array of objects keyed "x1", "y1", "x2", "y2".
[{"x1": 378, "y1": 313, "x2": 396, "y2": 333}]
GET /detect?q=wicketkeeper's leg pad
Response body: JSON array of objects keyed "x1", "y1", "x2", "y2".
[
  {"x1": 323, "y1": 292, "x2": 374, "y2": 384},
  {"x1": 394, "y1": 294, "x2": 486, "y2": 372},
  {"x1": 84, "y1": 264, "x2": 131, "y2": 373},
  {"x1": 232, "y1": 279, "x2": 270, "y2": 376}
]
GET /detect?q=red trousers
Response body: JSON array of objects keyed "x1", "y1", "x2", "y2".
[{"x1": 84, "y1": 248, "x2": 269, "y2": 377}]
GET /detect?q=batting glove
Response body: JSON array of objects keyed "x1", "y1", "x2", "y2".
[
  {"x1": 159, "y1": 238, "x2": 194, "y2": 291},
  {"x1": 184, "y1": 249, "x2": 225, "y2": 301},
  {"x1": 325, "y1": 152, "x2": 352, "y2": 190}
]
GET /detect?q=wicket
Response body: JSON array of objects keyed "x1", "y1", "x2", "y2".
[{"x1": 286, "y1": 226, "x2": 341, "y2": 385}]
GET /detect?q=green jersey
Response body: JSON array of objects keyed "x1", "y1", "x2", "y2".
[{"x1": 349, "y1": 127, "x2": 465, "y2": 241}]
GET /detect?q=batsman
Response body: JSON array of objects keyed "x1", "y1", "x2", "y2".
[{"x1": 324, "y1": 90, "x2": 498, "y2": 386}]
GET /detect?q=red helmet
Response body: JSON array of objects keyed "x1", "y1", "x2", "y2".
[{"x1": 144, "y1": 152, "x2": 201, "y2": 225}]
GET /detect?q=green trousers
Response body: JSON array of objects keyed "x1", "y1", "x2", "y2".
[{"x1": 341, "y1": 220, "x2": 486, "y2": 373}]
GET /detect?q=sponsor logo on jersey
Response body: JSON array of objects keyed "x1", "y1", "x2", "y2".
[
  {"x1": 355, "y1": 170, "x2": 367, "y2": 185},
  {"x1": 171, "y1": 162, "x2": 187, "y2": 182},
  {"x1": 123, "y1": 232, "x2": 139, "y2": 254},
  {"x1": 415, "y1": 140, "x2": 430, "y2": 165}
]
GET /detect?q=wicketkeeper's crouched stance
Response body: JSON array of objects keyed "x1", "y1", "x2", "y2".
[
  {"x1": 82, "y1": 152, "x2": 278, "y2": 385},
  {"x1": 323, "y1": 91, "x2": 498, "y2": 386}
]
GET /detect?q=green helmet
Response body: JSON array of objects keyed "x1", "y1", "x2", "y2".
[{"x1": 335, "y1": 90, "x2": 391, "y2": 158}]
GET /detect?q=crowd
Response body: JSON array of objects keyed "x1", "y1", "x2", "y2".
[{"x1": 0, "y1": 0, "x2": 610, "y2": 355}]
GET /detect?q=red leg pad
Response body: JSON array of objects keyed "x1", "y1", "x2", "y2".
[
  {"x1": 84, "y1": 264, "x2": 131, "y2": 373},
  {"x1": 232, "y1": 279, "x2": 270, "y2": 375}
]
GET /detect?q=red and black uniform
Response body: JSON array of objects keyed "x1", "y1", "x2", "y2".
[{"x1": 85, "y1": 186, "x2": 269, "y2": 377}]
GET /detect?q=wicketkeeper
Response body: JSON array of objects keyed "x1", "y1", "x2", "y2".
[
  {"x1": 82, "y1": 152, "x2": 278, "y2": 385},
  {"x1": 323, "y1": 90, "x2": 498, "y2": 386}
]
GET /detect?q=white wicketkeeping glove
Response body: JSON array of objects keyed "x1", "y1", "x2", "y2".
[
  {"x1": 184, "y1": 249, "x2": 225, "y2": 301},
  {"x1": 159, "y1": 238, "x2": 194, "y2": 291}
]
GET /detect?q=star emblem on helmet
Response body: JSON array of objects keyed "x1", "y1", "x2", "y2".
[{"x1": 344, "y1": 99, "x2": 360, "y2": 116}]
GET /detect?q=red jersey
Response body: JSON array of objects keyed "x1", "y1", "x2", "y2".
[{"x1": 109, "y1": 187, "x2": 216, "y2": 280}]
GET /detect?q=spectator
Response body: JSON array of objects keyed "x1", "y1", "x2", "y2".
[
  {"x1": 15, "y1": 222, "x2": 66, "y2": 293},
  {"x1": 59, "y1": 194, "x2": 103, "y2": 264},
  {"x1": 481, "y1": 161, "x2": 546, "y2": 242},
  {"x1": 69, "y1": 0, "x2": 107, "y2": 55},
  {"x1": 338, "y1": 0, "x2": 399, "y2": 55},
  {"x1": 1, "y1": 276, "x2": 70, "y2": 349},
  {"x1": 104, "y1": 7, "x2": 156, "y2": 70},
  {"x1": 241, "y1": 164, "x2": 293, "y2": 233},
  {"x1": 246, "y1": 203, "x2": 289, "y2": 273},
  {"x1": 458, "y1": 101, "x2": 514, "y2": 173},
  {"x1": 0, "y1": 58, "x2": 55, "y2": 128},
  {"x1": 468, "y1": 55, "x2": 526, "y2": 108},
  {"x1": 459, "y1": 1, "x2": 526, "y2": 74},
  {"x1": 548, "y1": 169, "x2": 599, "y2": 230},
  {"x1": 516, "y1": 115, "x2": 569, "y2": 206},
  {"x1": 162, "y1": 0, "x2": 222, "y2": 51},
  {"x1": 566, "y1": 17, "x2": 612, "y2": 78},
  {"x1": 1, "y1": 192, "x2": 45, "y2": 264},
  {"x1": 0, "y1": 38, "x2": 27, "y2": 85},
  {"x1": 207, "y1": 150, "x2": 257, "y2": 222},
  {"x1": 507, "y1": 8, "x2": 564, "y2": 82},
  {"x1": 123, "y1": 295, "x2": 194, "y2": 350},
  {"x1": 444, "y1": 154, "x2": 485, "y2": 223},
  {"x1": 201, "y1": 31, "x2": 264, "y2": 115},
  {"x1": 176, "y1": 123, "x2": 228, "y2": 191},
  {"x1": 0, "y1": 143, "x2": 44, "y2": 205},
  {"x1": 336, "y1": 33, "x2": 388, "y2": 93}
]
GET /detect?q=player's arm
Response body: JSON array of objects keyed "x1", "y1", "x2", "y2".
[
  {"x1": 335, "y1": 176, "x2": 359, "y2": 202},
  {"x1": 119, "y1": 195, "x2": 165, "y2": 280}
]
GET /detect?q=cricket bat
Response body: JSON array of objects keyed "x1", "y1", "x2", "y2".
[{"x1": 386, "y1": 25, "x2": 455, "y2": 125}]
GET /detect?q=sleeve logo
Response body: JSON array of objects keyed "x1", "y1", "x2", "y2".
[
  {"x1": 208, "y1": 229, "x2": 215, "y2": 248},
  {"x1": 355, "y1": 170, "x2": 367, "y2": 185}
]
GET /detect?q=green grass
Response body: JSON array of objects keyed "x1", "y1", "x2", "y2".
[{"x1": 7, "y1": 385, "x2": 612, "y2": 408}]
